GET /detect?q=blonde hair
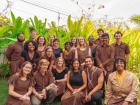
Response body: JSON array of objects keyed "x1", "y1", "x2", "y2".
[
  {"x1": 39, "y1": 59, "x2": 50, "y2": 65},
  {"x1": 55, "y1": 57, "x2": 65, "y2": 70},
  {"x1": 38, "y1": 59, "x2": 50, "y2": 70},
  {"x1": 78, "y1": 36, "x2": 87, "y2": 47}
]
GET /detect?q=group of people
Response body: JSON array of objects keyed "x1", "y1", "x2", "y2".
[{"x1": 5, "y1": 28, "x2": 139, "y2": 105}]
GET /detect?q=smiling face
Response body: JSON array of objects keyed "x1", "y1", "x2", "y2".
[
  {"x1": 22, "y1": 63, "x2": 32, "y2": 75},
  {"x1": 79, "y1": 37, "x2": 85, "y2": 46},
  {"x1": 50, "y1": 35, "x2": 55, "y2": 42},
  {"x1": 115, "y1": 33, "x2": 122, "y2": 41},
  {"x1": 102, "y1": 38, "x2": 109, "y2": 46},
  {"x1": 65, "y1": 42, "x2": 71, "y2": 50},
  {"x1": 73, "y1": 60, "x2": 80, "y2": 70},
  {"x1": 30, "y1": 31, "x2": 37, "y2": 40},
  {"x1": 39, "y1": 59, "x2": 49, "y2": 72},
  {"x1": 17, "y1": 33, "x2": 25, "y2": 42},
  {"x1": 85, "y1": 57, "x2": 93, "y2": 69},
  {"x1": 28, "y1": 42, "x2": 35, "y2": 51},
  {"x1": 38, "y1": 36, "x2": 45, "y2": 45},
  {"x1": 97, "y1": 30, "x2": 104, "y2": 37},
  {"x1": 71, "y1": 37, "x2": 77, "y2": 44},
  {"x1": 57, "y1": 57, "x2": 64, "y2": 67},
  {"x1": 46, "y1": 48, "x2": 53, "y2": 57},
  {"x1": 53, "y1": 40, "x2": 59, "y2": 47},
  {"x1": 88, "y1": 36, "x2": 94, "y2": 44},
  {"x1": 116, "y1": 61, "x2": 125, "y2": 72}
]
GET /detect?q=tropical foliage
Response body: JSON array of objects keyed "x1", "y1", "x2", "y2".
[
  {"x1": 0, "y1": 12, "x2": 140, "y2": 78},
  {"x1": 130, "y1": 15, "x2": 140, "y2": 26}
]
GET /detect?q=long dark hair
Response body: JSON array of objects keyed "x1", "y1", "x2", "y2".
[
  {"x1": 45, "y1": 47, "x2": 55, "y2": 60},
  {"x1": 37, "y1": 36, "x2": 46, "y2": 46},
  {"x1": 70, "y1": 58, "x2": 81, "y2": 77},
  {"x1": 24, "y1": 40, "x2": 38, "y2": 52},
  {"x1": 70, "y1": 37, "x2": 78, "y2": 47}
]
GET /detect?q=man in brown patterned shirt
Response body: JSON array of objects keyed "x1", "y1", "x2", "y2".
[
  {"x1": 6, "y1": 33, "x2": 25, "y2": 74},
  {"x1": 96, "y1": 33, "x2": 115, "y2": 82},
  {"x1": 112, "y1": 31, "x2": 130, "y2": 63},
  {"x1": 31, "y1": 59, "x2": 57, "y2": 105}
]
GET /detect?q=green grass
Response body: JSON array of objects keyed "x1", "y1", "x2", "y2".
[
  {"x1": 0, "y1": 79, "x2": 8, "y2": 105},
  {"x1": 0, "y1": 79, "x2": 139, "y2": 105},
  {"x1": 0, "y1": 79, "x2": 60, "y2": 105}
]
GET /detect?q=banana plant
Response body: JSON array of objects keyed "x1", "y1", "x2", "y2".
[
  {"x1": 48, "y1": 21, "x2": 70, "y2": 48},
  {"x1": 0, "y1": 12, "x2": 30, "y2": 48},
  {"x1": 30, "y1": 16, "x2": 48, "y2": 36},
  {"x1": 130, "y1": 15, "x2": 140, "y2": 26},
  {"x1": 67, "y1": 15, "x2": 83, "y2": 37}
]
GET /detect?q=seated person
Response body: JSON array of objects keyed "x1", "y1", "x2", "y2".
[
  {"x1": 52, "y1": 57, "x2": 68, "y2": 96},
  {"x1": 61, "y1": 59, "x2": 87, "y2": 105},
  {"x1": 105, "y1": 58, "x2": 139, "y2": 105},
  {"x1": 6, "y1": 61, "x2": 33, "y2": 105},
  {"x1": 84, "y1": 56, "x2": 104, "y2": 105},
  {"x1": 31, "y1": 59, "x2": 57, "y2": 105}
]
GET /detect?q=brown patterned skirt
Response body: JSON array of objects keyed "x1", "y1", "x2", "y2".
[
  {"x1": 5, "y1": 96, "x2": 31, "y2": 105},
  {"x1": 55, "y1": 81, "x2": 66, "y2": 96},
  {"x1": 61, "y1": 89, "x2": 86, "y2": 105}
]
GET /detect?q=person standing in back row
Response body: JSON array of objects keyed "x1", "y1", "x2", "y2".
[
  {"x1": 95, "y1": 28, "x2": 104, "y2": 46},
  {"x1": 96, "y1": 33, "x2": 114, "y2": 82},
  {"x1": 6, "y1": 33, "x2": 25, "y2": 74},
  {"x1": 112, "y1": 31, "x2": 130, "y2": 63}
]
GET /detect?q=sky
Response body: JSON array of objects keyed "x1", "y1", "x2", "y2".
[{"x1": 1, "y1": 0, "x2": 140, "y2": 26}]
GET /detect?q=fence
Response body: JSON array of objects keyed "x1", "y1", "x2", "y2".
[{"x1": 0, "y1": 48, "x2": 9, "y2": 64}]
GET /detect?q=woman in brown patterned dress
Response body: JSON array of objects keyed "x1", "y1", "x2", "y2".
[
  {"x1": 61, "y1": 59, "x2": 87, "y2": 105},
  {"x1": 63, "y1": 42, "x2": 73, "y2": 69},
  {"x1": 6, "y1": 61, "x2": 33, "y2": 105},
  {"x1": 75, "y1": 36, "x2": 92, "y2": 65},
  {"x1": 70, "y1": 37, "x2": 78, "y2": 50},
  {"x1": 37, "y1": 36, "x2": 47, "y2": 58},
  {"x1": 44, "y1": 47, "x2": 56, "y2": 70}
]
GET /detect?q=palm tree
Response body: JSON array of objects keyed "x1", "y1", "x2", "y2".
[{"x1": 130, "y1": 15, "x2": 140, "y2": 26}]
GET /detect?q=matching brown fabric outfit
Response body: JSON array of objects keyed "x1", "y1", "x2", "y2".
[
  {"x1": 31, "y1": 70, "x2": 57, "y2": 105},
  {"x1": 6, "y1": 73, "x2": 32, "y2": 105},
  {"x1": 61, "y1": 71, "x2": 86, "y2": 105},
  {"x1": 96, "y1": 45, "x2": 114, "y2": 81},
  {"x1": 105, "y1": 71, "x2": 139, "y2": 105},
  {"x1": 74, "y1": 47, "x2": 91, "y2": 64},
  {"x1": 6, "y1": 42, "x2": 24, "y2": 74},
  {"x1": 112, "y1": 42, "x2": 130, "y2": 61},
  {"x1": 85, "y1": 67, "x2": 103, "y2": 105}
]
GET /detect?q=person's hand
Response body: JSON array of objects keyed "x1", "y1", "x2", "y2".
[
  {"x1": 42, "y1": 89, "x2": 47, "y2": 99},
  {"x1": 37, "y1": 93, "x2": 44, "y2": 100},
  {"x1": 122, "y1": 101, "x2": 129, "y2": 105},
  {"x1": 73, "y1": 89, "x2": 80, "y2": 94},
  {"x1": 85, "y1": 94, "x2": 91, "y2": 102},
  {"x1": 19, "y1": 95, "x2": 30, "y2": 101}
]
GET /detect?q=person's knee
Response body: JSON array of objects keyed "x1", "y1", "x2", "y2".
[
  {"x1": 31, "y1": 95, "x2": 41, "y2": 105},
  {"x1": 92, "y1": 92, "x2": 103, "y2": 101},
  {"x1": 47, "y1": 88, "x2": 57, "y2": 96},
  {"x1": 22, "y1": 100, "x2": 31, "y2": 105}
]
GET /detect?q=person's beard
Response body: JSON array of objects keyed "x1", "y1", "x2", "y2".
[{"x1": 18, "y1": 38, "x2": 25, "y2": 43}]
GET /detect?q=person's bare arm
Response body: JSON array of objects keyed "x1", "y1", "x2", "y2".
[
  {"x1": 25, "y1": 86, "x2": 32, "y2": 96},
  {"x1": 8, "y1": 84, "x2": 23, "y2": 98},
  {"x1": 56, "y1": 74, "x2": 67, "y2": 82},
  {"x1": 67, "y1": 71, "x2": 74, "y2": 92},
  {"x1": 76, "y1": 71, "x2": 87, "y2": 92},
  {"x1": 88, "y1": 72, "x2": 104, "y2": 96}
]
